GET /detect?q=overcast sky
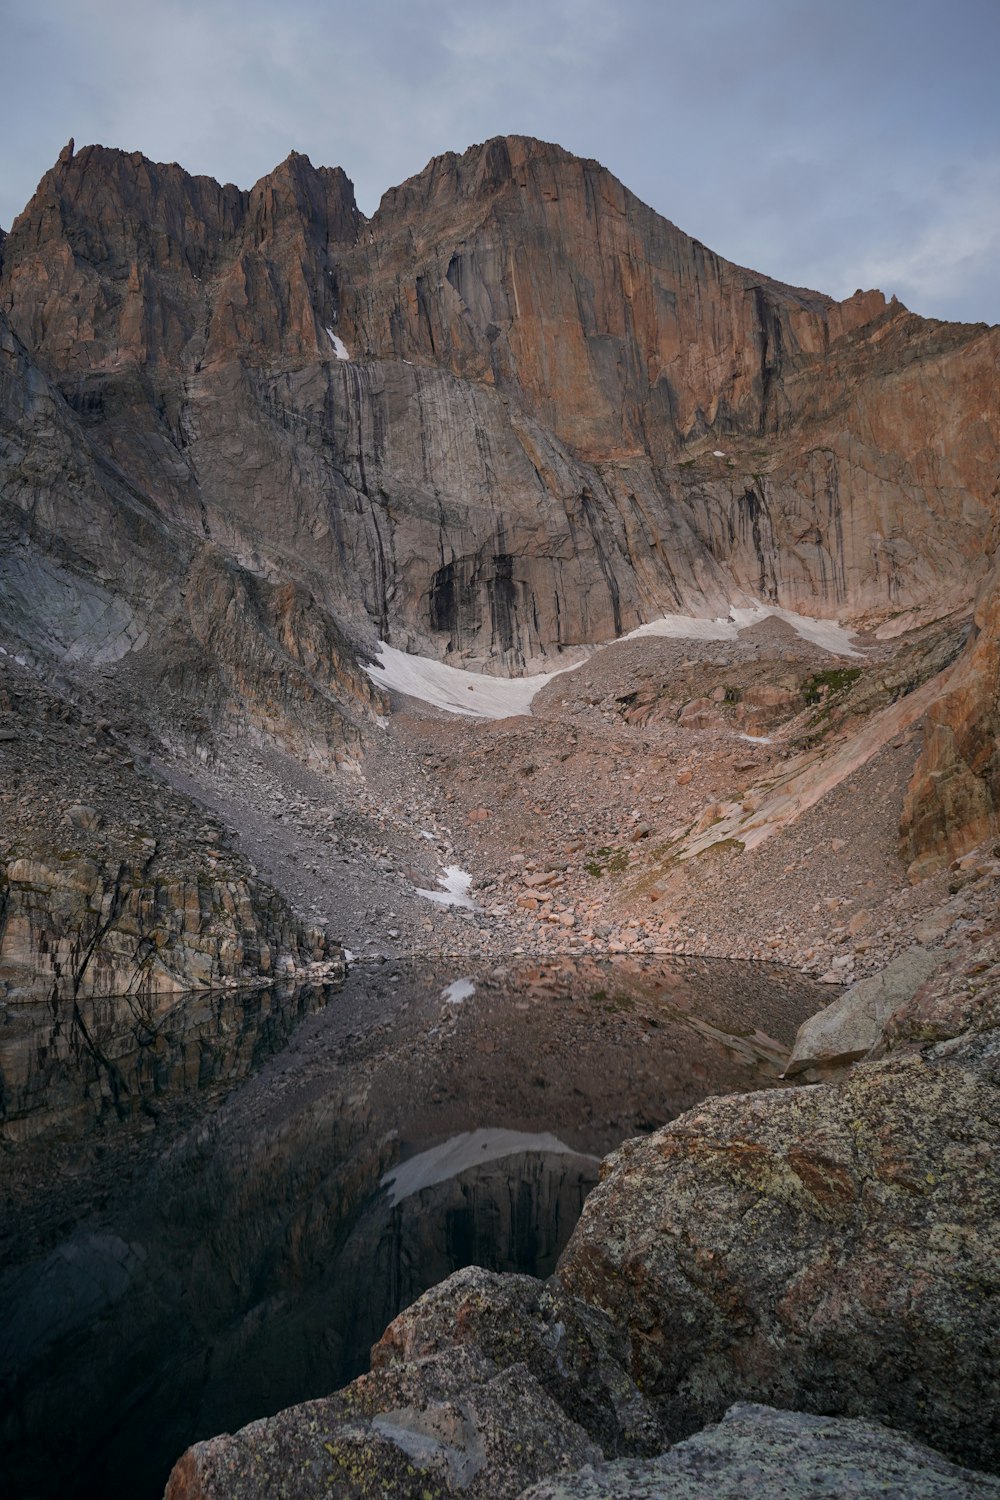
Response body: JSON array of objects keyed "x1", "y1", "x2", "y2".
[{"x1": 2, "y1": 0, "x2": 997, "y2": 323}]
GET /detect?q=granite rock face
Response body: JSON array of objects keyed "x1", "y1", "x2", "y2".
[
  {"x1": 901, "y1": 557, "x2": 1000, "y2": 873},
  {"x1": 0, "y1": 306, "x2": 382, "y2": 766},
  {"x1": 518, "y1": 1403, "x2": 1000, "y2": 1500},
  {"x1": 0, "y1": 851, "x2": 327, "y2": 1002},
  {"x1": 785, "y1": 945, "x2": 942, "y2": 1077},
  {"x1": 2, "y1": 135, "x2": 999, "y2": 696},
  {"x1": 558, "y1": 1028, "x2": 1000, "y2": 1472}
]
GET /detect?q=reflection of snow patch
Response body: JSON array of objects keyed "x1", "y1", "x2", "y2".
[
  {"x1": 441, "y1": 977, "x2": 475, "y2": 1004},
  {"x1": 382, "y1": 1127, "x2": 593, "y2": 1205},
  {"x1": 416, "y1": 865, "x2": 477, "y2": 909},
  {"x1": 325, "y1": 327, "x2": 350, "y2": 360},
  {"x1": 365, "y1": 643, "x2": 570, "y2": 718}
]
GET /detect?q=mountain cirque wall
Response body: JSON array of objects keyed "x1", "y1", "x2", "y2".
[
  {"x1": 1, "y1": 135, "x2": 998, "y2": 691},
  {"x1": 0, "y1": 306, "x2": 382, "y2": 766}
]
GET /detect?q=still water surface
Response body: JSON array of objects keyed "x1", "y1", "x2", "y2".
[{"x1": 0, "y1": 954, "x2": 827, "y2": 1500}]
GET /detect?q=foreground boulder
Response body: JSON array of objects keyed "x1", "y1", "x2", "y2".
[
  {"x1": 164, "y1": 1269, "x2": 665, "y2": 1499},
  {"x1": 785, "y1": 945, "x2": 942, "y2": 1077},
  {"x1": 519, "y1": 1403, "x2": 1000, "y2": 1499},
  {"x1": 165, "y1": 1338, "x2": 600, "y2": 1499},
  {"x1": 559, "y1": 1028, "x2": 1000, "y2": 1472}
]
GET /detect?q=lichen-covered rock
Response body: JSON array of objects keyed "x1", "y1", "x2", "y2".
[
  {"x1": 372, "y1": 1267, "x2": 663, "y2": 1458},
  {"x1": 557, "y1": 1031, "x2": 1000, "y2": 1472},
  {"x1": 516, "y1": 1403, "x2": 1000, "y2": 1499},
  {"x1": 164, "y1": 1346, "x2": 602, "y2": 1500}
]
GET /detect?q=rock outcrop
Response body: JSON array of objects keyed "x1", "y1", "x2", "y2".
[
  {"x1": 2, "y1": 135, "x2": 998, "y2": 698},
  {"x1": 519, "y1": 1404, "x2": 1000, "y2": 1500},
  {"x1": 0, "y1": 647, "x2": 338, "y2": 1012},
  {"x1": 900, "y1": 556, "x2": 1000, "y2": 874},
  {"x1": 559, "y1": 1027, "x2": 1000, "y2": 1472},
  {"x1": 785, "y1": 945, "x2": 942, "y2": 1077}
]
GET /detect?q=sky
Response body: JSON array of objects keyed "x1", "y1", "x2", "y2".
[{"x1": 1, "y1": 0, "x2": 998, "y2": 324}]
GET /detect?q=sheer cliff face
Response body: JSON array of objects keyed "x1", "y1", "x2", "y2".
[{"x1": 1, "y1": 135, "x2": 998, "y2": 693}]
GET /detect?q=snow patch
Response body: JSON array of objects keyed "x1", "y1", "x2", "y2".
[
  {"x1": 624, "y1": 605, "x2": 861, "y2": 658},
  {"x1": 729, "y1": 605, "x2": 862, "y2": 658},
  {"x1": 364, "y1": 642, "x2": 571, "y2": 718},
  {"x1": 712, "y1": 449, "x2": 726, "y2": 457},
  {"x1": 415, "y1": 865, "x2": 478, "y2": 910},
  {"x1": 441, "y1": 977, "x2": 476, "y2": 1004},
  {"x1": 623, "y1": 614, "x2": 734, "y2": 643},
  {"x1": 739, "y1": 733, "x2": 772, "y2": 745},
  {"x1": 343, "y1": 949, "x2": 355, "y2": 965},
  {"x1": 325, "y1": 327, "x2": 351, "y2": 361},
  {"x1": 364, "y1": 607, "x2": 858, "y2": 724},
  {"x1": 381, "y1": 1127, "x2": 591, "y2": 1205}
]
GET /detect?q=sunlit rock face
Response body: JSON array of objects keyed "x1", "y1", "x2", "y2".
[{"x1": 2, "y1": 135, "x2": 998, "y2": 703}]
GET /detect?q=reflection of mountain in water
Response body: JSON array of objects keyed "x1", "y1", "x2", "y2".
[
  {"x1": 0, "y1": 979, "x2": 337, "y2": 1142},
  {"x1": 0, "y1": 954, "x2": 828, "y2": 1500},
  {"x1": 337, "y1": 1129, "x2": 601, "y2": 1378}
]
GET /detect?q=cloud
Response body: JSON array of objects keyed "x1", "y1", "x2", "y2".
[
  {"x1": 848, "y1": 158, "x2": 1000, "y2": 321},
  {"x1": 0, "y1": 0, "x2": 997, "y2": 323}
]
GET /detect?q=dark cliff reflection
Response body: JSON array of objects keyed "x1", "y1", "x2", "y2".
[
  {"x1": 0, "y1": 954, "x2": 826, "y2": 1500},
  {"x1": 0, "y1": 978, "x2": 335, "y2": 1143}
]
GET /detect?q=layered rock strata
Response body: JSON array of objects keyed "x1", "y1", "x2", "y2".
[{"x1": 0, "y1": 650, "x2": 338, "y2": 1015}]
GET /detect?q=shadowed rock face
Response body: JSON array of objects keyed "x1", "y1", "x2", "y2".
[
  {"x1": 0, "y1": 308, "x2": 383, "y2": 766},
  {"x1": 2, "y1": 135, "x2": 998, "y2": 699}
]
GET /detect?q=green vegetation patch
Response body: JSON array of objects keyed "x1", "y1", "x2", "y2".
[
  {"x1": 586, "y1": 845, "x2": 629, "y2": 877},
  {"x1": 803, "y1": 667, "x2": 862, "y2": 705}
]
